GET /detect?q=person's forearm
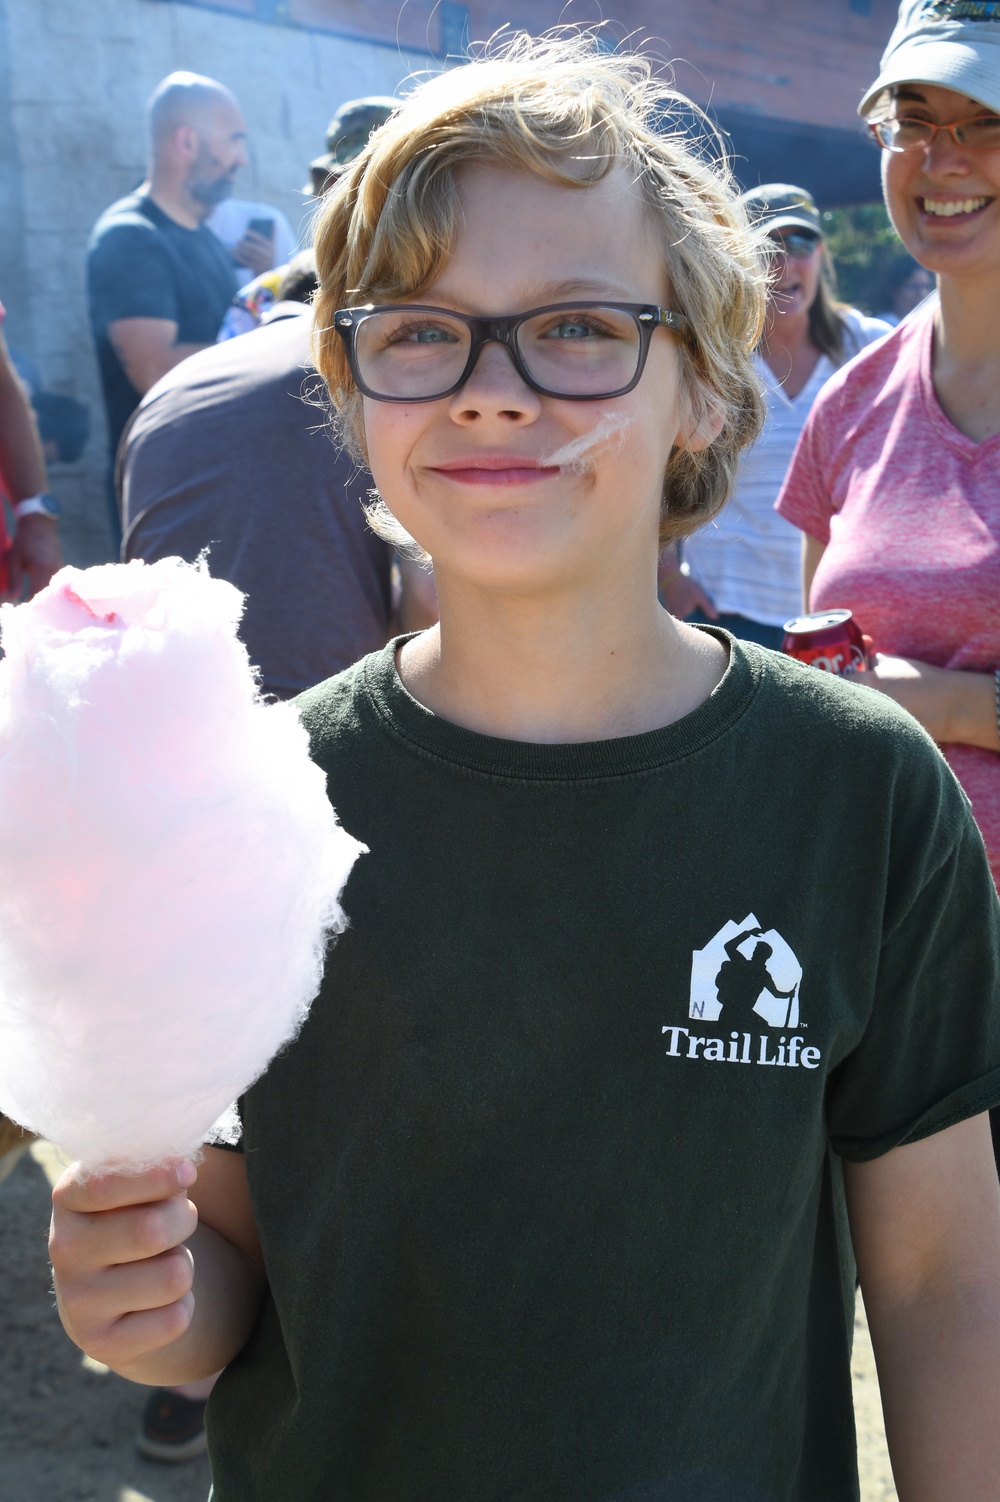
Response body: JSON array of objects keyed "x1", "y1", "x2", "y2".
[
  {"x1": 869, "y1": 1277, "x2": 1000, "y2": 1501},
  {"x1": 130, "y1": 342, "x2": 210, "y2": 396},
  {"x1": 0, "y1": 368, "x2": 46, "y2": 502},
  {"x1": 108, "y1": 320, "x2": 213, "y2": 398},
  {"x1": 110, "y1": 1221, "x2": 264, "y2": 1387},
  {"x1": 801, "y1": 533, "x2": 826, "y2": 611},
  {"x1": 852, "y1": 659, "x2": 1000, "y2": 751},
  {"x1": 938, "y1": 667, "x2": 1000, "y2": 752}
]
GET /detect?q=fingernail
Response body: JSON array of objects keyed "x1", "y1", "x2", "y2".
[{"x1": 176, "y1": 1160, "x2": 197, "y2": 1188}]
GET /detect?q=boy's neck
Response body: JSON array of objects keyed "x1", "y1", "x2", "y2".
[{"x1": 395, "y1": 569, "x2": 729, "y2": 745}]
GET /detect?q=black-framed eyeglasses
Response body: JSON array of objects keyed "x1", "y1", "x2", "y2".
[
  {"x1": 333, "y1": 301, "x2": 691, "y2": 403},
  {"x1": 868, "y1": 114, "x2": 1000, "y2": 153},
  {"x1": 767, "y1": 230, "x2": 821, "y2": 260}
]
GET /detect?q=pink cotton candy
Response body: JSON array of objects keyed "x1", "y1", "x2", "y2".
[{"x1": 0, "y1": 558, "x2": 365, "y2": 1173}]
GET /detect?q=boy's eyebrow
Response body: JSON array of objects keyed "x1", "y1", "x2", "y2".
[
  {"x1": 523, "y1": 278, "x2": 640, "y2": 302},
  {"x1": 423, "y1": 278, "x2": 647, "y2": 311}
]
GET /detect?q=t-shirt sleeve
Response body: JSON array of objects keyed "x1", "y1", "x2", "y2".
[
  {"x1": 88, "y1": 222, "x2": 179, "y2": 328},
  {"x1": 773, "y1": 395, "x2": 839, "y2": 545},
  {"x1": 827, "y1": 760, "x2": 1000, "y2": 1162}
]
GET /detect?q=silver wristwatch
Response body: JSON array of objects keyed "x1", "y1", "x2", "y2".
[{"x1": 13, "y1": 492, "x2": 60, "y2": 521}]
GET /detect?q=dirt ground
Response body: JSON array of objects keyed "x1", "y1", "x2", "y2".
[{"x1": 1, "y1": 1139, "x2": 897, "y2": 1502}]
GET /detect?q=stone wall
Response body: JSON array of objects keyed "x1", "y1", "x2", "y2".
[{"x1": 0, "y1": 0, "x2": 427, "y2": 563}]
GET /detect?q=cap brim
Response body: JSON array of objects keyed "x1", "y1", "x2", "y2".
[
  {"x1": 859, "y1": 40, "x2": 1000, "y2": 117},
  {"x1": 762, "y1": 213, "x2": 821, "y2": 234}
]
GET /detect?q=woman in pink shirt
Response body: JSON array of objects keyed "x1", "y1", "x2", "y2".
[{"x1": 777, "y1": 0, "x2": 1000, "y2": 887}]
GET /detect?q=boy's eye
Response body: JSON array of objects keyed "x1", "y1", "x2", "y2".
[
  {"x1": 385, "y1": 321, "x2": 461, "y2": 346},
  {"x1": 547, "y1": 319, "x2": 600, "y2": 339},
  {"x1": 538, "y1": 315, "x2": 619, "y2": 341}
]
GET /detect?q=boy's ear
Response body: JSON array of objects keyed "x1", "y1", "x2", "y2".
[{"x1": 677, "y1": 401, "x2": 725, "y2": 454}]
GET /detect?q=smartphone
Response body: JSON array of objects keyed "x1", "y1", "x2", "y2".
[{"x1": 247, "y1": 217, "x2": 275, "y2": 238}]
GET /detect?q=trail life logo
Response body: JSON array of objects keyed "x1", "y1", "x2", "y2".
[{"x1": 663, "y1": 914, "x2": 821, "y2": 1070}]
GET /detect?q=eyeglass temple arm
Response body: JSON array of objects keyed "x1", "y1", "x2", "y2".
[{"x1": 642, "y1": 308, "x2": 690, "y2": 340}]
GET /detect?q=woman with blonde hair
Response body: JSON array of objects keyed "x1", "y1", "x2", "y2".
[{"x1": 47, "y1": 32, "x2": 1000, "y2": 1500}]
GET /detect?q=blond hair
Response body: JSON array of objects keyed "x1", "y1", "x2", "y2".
[{"x1": 312, "y1": 31, "x2": 767, "y2": 550}]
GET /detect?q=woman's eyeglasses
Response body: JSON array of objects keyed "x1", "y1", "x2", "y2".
[
  {"x1": 767, "y1": 231, "x2": 821, "y2": 260},
  {"x1": 869, "y1": 114, "x2": 1000, "y2": 153},
  {"x1": 333, "y1": 301, "x2": 690, "y2": 403}
]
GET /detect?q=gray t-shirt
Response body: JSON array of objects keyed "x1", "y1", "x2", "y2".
[
  {"x1": 120, "y1": 306, "x2": 392, "y2": 699},
  {"x1": 87, "y1": 192, "x2": 237, "y2": 455}
]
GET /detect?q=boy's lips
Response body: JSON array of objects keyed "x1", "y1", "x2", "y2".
[{"x1": 429, "y1": 457, "x2": 562, "y2": 486}]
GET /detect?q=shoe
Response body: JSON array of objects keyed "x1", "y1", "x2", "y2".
[{"x1": 136, "y1": 1387, "x2": 209, "y2": 1462}]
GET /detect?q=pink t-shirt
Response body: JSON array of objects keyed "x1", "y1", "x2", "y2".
[{"x1": 776, "y1": 303, "x2": 1000, "y2": 884}]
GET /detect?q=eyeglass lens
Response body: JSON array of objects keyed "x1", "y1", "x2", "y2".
[
  {"x1": 353, "y1": 306, "x2": 645, "y2": 400},
  {"x1": 876, "y1": 115, "x2": 1000, "y2": 151},
  {"x1": 769, "y1": 232, "x2": 819, "y2": 260}
]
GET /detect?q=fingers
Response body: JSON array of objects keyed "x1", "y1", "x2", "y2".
[
  {"x1": 58, "y1": 1267, "x2": 196, "y2": 1375},
  {"x1": 52, "y1": 1158, "x2": 196, "y2": 1215},
  {"x1": 51, "y1": 1181, "x2": 199, "y2": 1272},
  {"x1": 50, "y1": 1159, "x2": 200, "y2": 1367},
  {"x1": 90, "y1": 1293, "x2": 197, "y2": 1369}
]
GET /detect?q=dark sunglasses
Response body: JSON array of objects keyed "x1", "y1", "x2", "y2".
[{"x1": 767, "y1": 231, "x2": 821, "y2": 260}]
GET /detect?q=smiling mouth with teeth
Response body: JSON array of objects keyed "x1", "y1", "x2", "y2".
[{"x1": 921, "y1": 196, "x2": 990, "y2": 217}]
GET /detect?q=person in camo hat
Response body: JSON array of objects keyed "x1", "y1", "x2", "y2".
[
  {"x1": 305, "y1": 95, "x2": 398, "y2": 198},
  {"x1": 217, "y1": 97, "x2": 398, "y2": 340}
]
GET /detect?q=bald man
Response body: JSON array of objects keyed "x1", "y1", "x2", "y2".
[{"x1": 87, "y1": 72, "x2": 247, "y2": 534}]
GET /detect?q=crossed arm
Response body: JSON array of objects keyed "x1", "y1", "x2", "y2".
[
  {"x1": 803, "y1": 534, "x2": 1000, "y2": 751},
  {"x1": 107, "y1": 318, "x2": 213, "y2": 398}
]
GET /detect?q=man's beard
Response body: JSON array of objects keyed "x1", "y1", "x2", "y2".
[
  {"x1": 188, "y1": 144, "x2": 237, "y2": 209},
  {"x1": 189, "y1": 171, "x2": 236, "y2": 208}
]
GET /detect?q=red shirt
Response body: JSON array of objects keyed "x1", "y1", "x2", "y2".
[{"x1": 776, "y1": 303, "x2": 1000, "y2": 884}]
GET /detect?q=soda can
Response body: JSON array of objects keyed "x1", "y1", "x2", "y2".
[{"x1": 781, "y1": 609, "x2": 869, "y2": 675}]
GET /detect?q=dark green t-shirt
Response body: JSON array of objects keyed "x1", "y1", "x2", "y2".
[{"x1": 206, "y1": 633, "x2": 1000, "y2": 1502}]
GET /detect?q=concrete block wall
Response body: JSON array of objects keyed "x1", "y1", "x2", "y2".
[
  {"x1": 0, "y1": 0, "x2": 895, "y2": 566},
  {"x1": 0, "y1": 0, "x2": 427, "y2": 564}
]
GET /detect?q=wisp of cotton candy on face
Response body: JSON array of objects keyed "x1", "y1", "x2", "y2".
[{"x1": 0, "y1": 558, "x2": 365, "y2": 1173}]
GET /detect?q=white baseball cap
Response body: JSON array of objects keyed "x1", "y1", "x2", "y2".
[{"x1": 859, "y1": 0, "x2": 1000, "y2": 118}]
